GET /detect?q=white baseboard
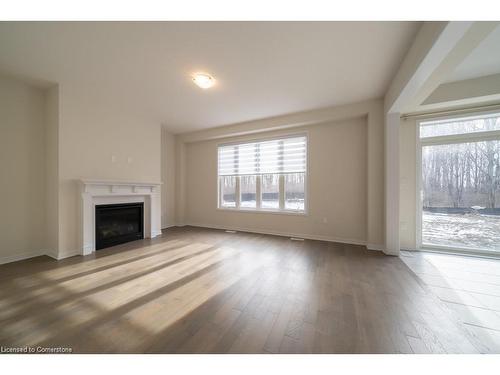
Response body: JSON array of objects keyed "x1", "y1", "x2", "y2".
[
  {"x1": 366, "y1": 243, "x2": 386, "y2": 252},
  {"x1": 161, "y1": 224, "x2": 177, "y2": 230},
  {"x1": 44, "y1": 249, "x2": 79, "y2": 260},
  {"x1": 44, "y1": 249, "x2": 59, "y2": 260},
  {"x1": 0, "y1": 225, "x2": 383, "y2": 266},
  {"x1": 151, "y1": 230, "x2": 163, "y2": 238},
  {"x1": 0, "y1": 248, "x2": 81, "y2": 265},
  {"x1": 0, "y1": 249, "x2": 46, "y2": 265},
  {"x1": 184, "y1": 222, "x2": 382, "y2": 251},
  {"x1": 58, "y1": 251, "x2": 80, "y2": 260}
]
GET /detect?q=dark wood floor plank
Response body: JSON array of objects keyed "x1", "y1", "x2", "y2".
[{"x1": 1, "y1": 226, "x2": 497, "y2": 353}]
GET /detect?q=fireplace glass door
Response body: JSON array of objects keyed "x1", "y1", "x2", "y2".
[{"x1": 95, "y1": 202, "x2": 144, "y2": 250}]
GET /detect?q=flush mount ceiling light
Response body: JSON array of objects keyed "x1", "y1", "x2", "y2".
[{"x1": 192, "y1": 73, "x2": 215, "y2": 89}]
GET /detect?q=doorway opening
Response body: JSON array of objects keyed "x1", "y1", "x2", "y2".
[{"x1": 417, "y1": 111, "x2": 500, "y2": 256}]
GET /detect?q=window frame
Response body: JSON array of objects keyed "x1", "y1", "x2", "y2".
[
  {"x1": 216, "y1": 133, "x2": 308, "y2": 216},
  {"x1": 416, "y1": 109, "x2": 500, "y2": 257}
]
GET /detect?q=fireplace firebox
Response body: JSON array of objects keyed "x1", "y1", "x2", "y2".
[{"x1": 95, "y1": 202, "x2": 144, "y2": 250}]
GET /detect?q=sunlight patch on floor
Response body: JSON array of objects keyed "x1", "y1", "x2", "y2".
[
  {"x1": 125, "y1": 245, "x2": 267, "y2": 336},
  {"x1": 37, "y1": 239, "x2": 186, "y2": 280}
]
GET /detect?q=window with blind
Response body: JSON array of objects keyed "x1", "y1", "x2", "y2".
[{"x1": 218, "y1": 135, "x2": 307, "y2": 213}]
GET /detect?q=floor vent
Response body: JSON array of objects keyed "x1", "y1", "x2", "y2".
[
  {"x1": 290, "y1": 237, "x2": 305, "y2": 241},
  {"x1": 225, "y1": 230, "x2": 237, "y2": 234}
]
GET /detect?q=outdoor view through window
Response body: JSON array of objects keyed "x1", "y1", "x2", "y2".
[
  {"x1": 420, "y1": 113, "x2": 500, "y2": 253},
  {"x1": 218, "y1": 135, "x2": 307, "y2": 213}
]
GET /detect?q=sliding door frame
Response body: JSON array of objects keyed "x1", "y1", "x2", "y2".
[{"x1": 416, "y1": 109, "x2": 500, "y2": 257}]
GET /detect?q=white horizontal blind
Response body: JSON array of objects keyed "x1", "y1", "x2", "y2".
[{"x1": 218, "y1": 136, "x2": 306, "y2": 176}]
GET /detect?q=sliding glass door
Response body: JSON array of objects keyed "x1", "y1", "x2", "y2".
[{"x1": 418, "y1": 112, "x2": 500, "y2": 255}]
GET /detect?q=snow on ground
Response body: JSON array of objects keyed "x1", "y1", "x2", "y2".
[
  {"x1": 240, "y1": 199, "x2": 304, "y2": 210},
  {"x1": 423, "y1": 212, "x2": 500, "y2": 252}
]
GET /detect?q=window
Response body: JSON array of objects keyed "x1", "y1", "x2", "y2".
[
  {"x1": 219, "y1": 176, "x2": 236, "y2": 208},
  {"x1": 285, "y1": 173, "x2": 305, "y2": 210},
  {"x1": 261, "y1": 174, "x2": 280, "y2": 209},
  {"x1": 420, "y1": 113, "x2": 500, "y2": 138},
  {"x1": 240, "y1": 175, "x2": 257, "y2": 208},
  {"x1": 418, "y1": 112, "x2": 500, "y2": 254},
  {"x1": 218, "y1": 135, "x2": 307, "y2": 213}
]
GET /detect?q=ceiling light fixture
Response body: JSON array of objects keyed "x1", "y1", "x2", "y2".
[{"x1": 192, "y1": 73, "x2": 215, "y2": 89}]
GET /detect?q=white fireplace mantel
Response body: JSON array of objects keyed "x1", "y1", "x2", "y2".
[{"x1": 80, "y1": 179, "x2": 162, "y2": 255}]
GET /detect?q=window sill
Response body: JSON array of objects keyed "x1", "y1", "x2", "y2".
[{"x1": 217, "y1": 207, "x2": 308, "y2": 216}]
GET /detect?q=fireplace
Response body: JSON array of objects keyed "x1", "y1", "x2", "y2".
[
  {"x1": 80, "y1": 179, "x2": 161, "y2": 255},
  {"x1": 95, "y1": 202, "x2": 144, "y2": 250}
]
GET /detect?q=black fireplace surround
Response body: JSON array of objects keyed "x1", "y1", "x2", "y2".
[{"x1": 95, "y1": 202, "x2": 144, "y2": 250}]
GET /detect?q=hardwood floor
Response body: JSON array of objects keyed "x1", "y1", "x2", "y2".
[
  {"x1": 0, "y1": 227, "x2": 498, "y2": 353},
  {"x1": 402, "y1": 250, "x2": 500, "y2": 353}
]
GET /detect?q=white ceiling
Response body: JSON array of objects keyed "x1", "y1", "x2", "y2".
[
  {"x1": 0, "y1": 22, "x2": 420, "y2": 133},
  {"x1": 445, "y1": 24, "x2": 500, "y2": 83}
]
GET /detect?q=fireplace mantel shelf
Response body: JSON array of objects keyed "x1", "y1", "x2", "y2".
[
  {"x1": 80, "y1": 179, "x2": 162, "y2": 194},
  {"x1": 80, "y1": 179, "x2": 162, "y2": 186}
]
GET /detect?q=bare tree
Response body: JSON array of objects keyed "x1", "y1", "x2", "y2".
[{"x1": 422, "y1": 118, "x2": 500, "y2": 209}]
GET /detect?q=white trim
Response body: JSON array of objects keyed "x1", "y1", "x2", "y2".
[
  {"x1": 0, "y1": 227, "x2": 383, "y2": 266},
  {"x1": 366, "y1": 243, "x2": 386, "y2": 252},
  {"x1": 415, "y1": 110, "x2": 500, "y2": 256},
  {"x1": 161, "y1": 224, "x2": 177, "y2": 230},
  {"x1": 256, "y1": 175, "x2": 262, "y2": 209},
  {"x1": 44, "y1": 249, "x2": 59, "y2": 260},
  {"x1": 80, "y1": 179, "x2": 162, "y2": 256},
  {"x1": 46, "y1": 250, "x2": 79, "y2": 261},
  {"x1": 80, "y1": 179, "x2": 162, "y2": 188},
  {"x1": 184, "y1": 222, "x2": 382, "y2": 251},
  {"x1": 235, "y1": 175, "x2": 241, "y2": 207},
  {"x1": 151, "y1": 230, "x2": 163, "y2": 238},
  {"x1": 418, "y1": 108, "x2": 500, "y2": 145},
  {"x1": 385, "y1": 112, "x2": 401, "y2": 256},
  {"x1": 0, "y1": 249, "x2": 45, "y2": 265},
  {"x1": 0, "y1": 248, "x2": 81, "y2": 265},
  {"x1": 403, "y1": 104, "x2": 500, "y2": 121},
  {"x1": 216, "y1": 207, "x2": 307, "y2": 216},
  {"x1": 279, "y1": 174, "x2": 285, "y2": 210},
  {"x1": 401, "y1": 247, "x2": 419, "y2": 252},
  {"x1": 420, "y1": 129, "x2": 500, "y2": 146},
  {"x1": 416, "y1": 122, "x2": 423, "y2": 251},
  {"x1": 419, "y1": 246, "x2": 500, "y2": 260}
]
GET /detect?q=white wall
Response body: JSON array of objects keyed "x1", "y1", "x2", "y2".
[
  {"x1": 0, "y1": 76, "x2": 48, "y2": 263},
  {"x1": 45, "y1": 85, "x2": 59, "y2": 257},
  {"x1": 399, "y1": 118, "x2": 418, "y2": 250},
  {"x1": 177, "y1": 99, "x2": 385, "y2": 249},
  {"x1": 183, "y1": 118, "x2": 369, "y2": 244},
  {"x1": 173, "y1": 99, "x2": 386, "y2": 248},
  {"x1": 56, "y1": 85, "x2": 162, "y2": 258},
  {"x1": 1, "y1": 76, "x2": 164, "y2": 261},
  {"x1": 161, "y1": 127, "x2": 176, "y2": 228},
  {"x1": 0, "y1": 78, "x2": 384, "y2": 261}
]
